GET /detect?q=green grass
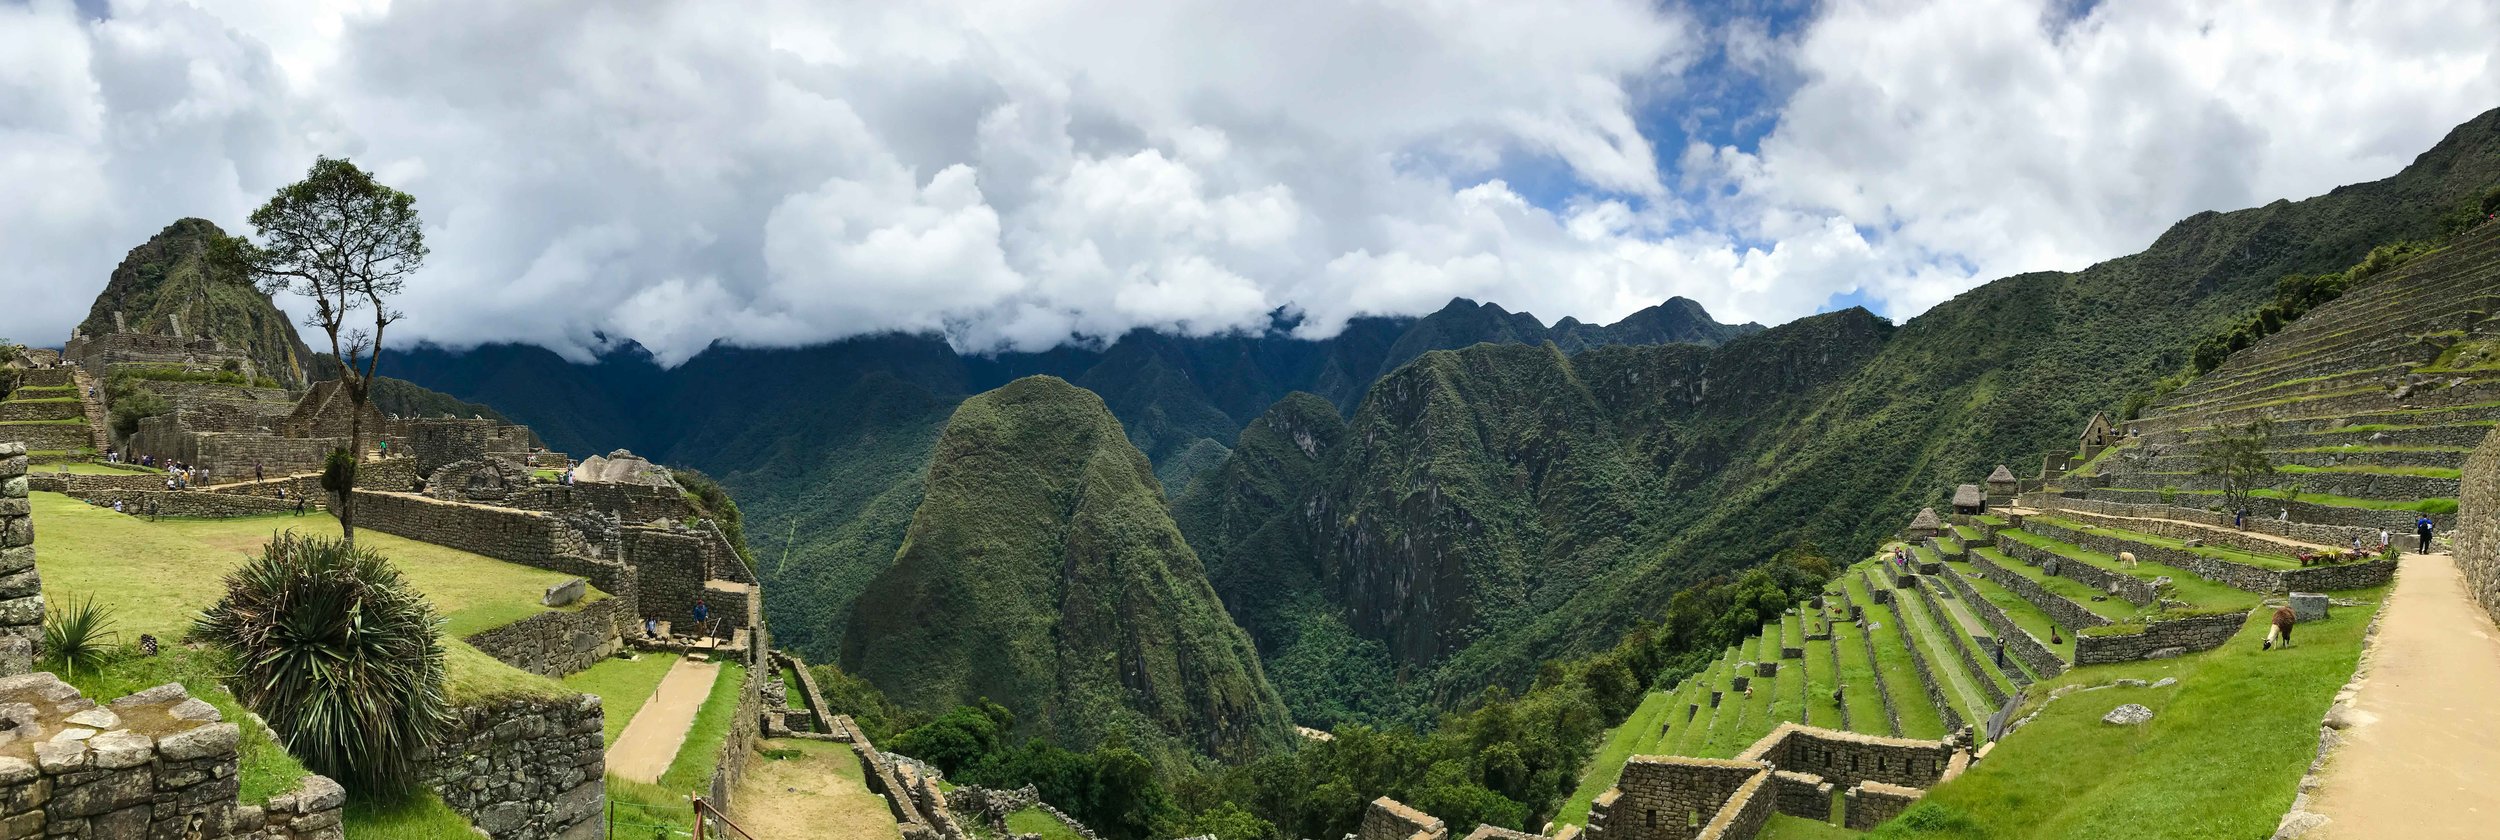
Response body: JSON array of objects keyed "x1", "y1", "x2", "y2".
[
  {"x1": 1938, "y1": 560, "x2": 2073, "y2": 662},
  {"x1": 659, "y1": 661, "x2": 751, "y2": 793},
  {"x1": 1556, "y1": 684, "x2": 1684, "y2": 824},
  {"x1": 1761, "y1": 813, "x2": 1863, "y2": 839},
  {"x1": 1803, "y1": 636, "x2": 1843, "y2": 727},
  {"x1": 0, "y1": 417, "x2": 83, "y2": 425},
  {"x1": 1966, "y1": 545, "x2": 2144, "y2": 622},
  {"x1": 30, "y1": 491, "x2": 581, "y2": 706},
  {"x1": 2275, "y1": 444, "x2": 2470, "y2": 454},
  {"x1": 2273, "y1": 463, "x2": 2460, "y2": 479},
  {"x1": 1873, "y1": 587, "x2": 2387, "y2": 840},
  {"x1": 2103, "y1": 485, "x2": 2458, "y2": 514},
  {"x1": 1924, "y1": 590, "x2": 2019, "y2": 696},
  {"x1": 1886, "y1": 582, "x2": 1993, "y2": 735},
  {"x1": 341, "y1": 792, "x2": 477, "y2": 839},
  {"x1": 562, "y1": 653, "x2": 686, "y2": 747},
  {"x1": 42, "y1": 462, "x2": 157, "y2": 475},
  {"x1": 1842, "y1": 572, "x2": 1945, "y2": 739},
  {"x1": 2024, "y1": 514, "x2": 2298, "y2": 571},
  {"x1": 1, "y1": 396, "x2": 77, "y2": 404},
  {"x1": 1006, "y1": 807, "x2": 1087, "y2": 840},
  {"x1": 1998, "y1": 528, "x2": 2264, "y2": 612},
  {"x1": 1828, "y1": 607, "x2": 1892, "y2": 735}
]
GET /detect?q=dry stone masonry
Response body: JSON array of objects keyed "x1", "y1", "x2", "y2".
[
  {"x1": 0, "y1": 443, "x2": 41, "y2": 670},
  {"x1": 0, "y1": 673, "x2": 344, "y2": 839},
  {"x1": 1586, "y1": 724, "x2": 1962, "y2": 840},
  {"x1": 421, "y1": 693, "x2": 605, "y2": 840}
]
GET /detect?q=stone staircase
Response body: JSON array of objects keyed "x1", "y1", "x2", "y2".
[
  {"x1": 2089, "y1": 223, "x2": 2500, "y2": 530},
  {"x1": 68, "y1": 367, "x2": 110, "y2": 454}
]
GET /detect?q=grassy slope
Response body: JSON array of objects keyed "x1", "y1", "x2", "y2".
[
  {"x1": 1875, "y1": 588, "x2": 2384, "y2": 839},
  {"x1": 562, "y1": 652, "x2": 685, "y2": 747}
]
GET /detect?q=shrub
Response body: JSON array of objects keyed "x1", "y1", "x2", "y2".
[
  {"x1": 41, "y1": 594, "x2": 120, "y2": 677},
  {"x1": 191, "y1": 532, "x2": 450, "y2": 793},
  {"x1": 320, "y1": 447, "x2": 357, "y2": 494}
]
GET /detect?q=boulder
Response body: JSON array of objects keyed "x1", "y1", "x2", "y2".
[{"x1": 2103, "y1": 704, "x2": 2155, "y2": 726}]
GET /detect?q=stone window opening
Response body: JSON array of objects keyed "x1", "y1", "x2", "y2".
[{"x1": 1646, "y1": 809, "x2": 1655, "y2": 828}]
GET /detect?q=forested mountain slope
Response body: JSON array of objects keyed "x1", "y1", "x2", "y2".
[
  {"x1": 839, "y1": 376, "x2": 1293, "y2": 766},
  {"x1": 382, "y1": 297, "x2": 1757, "y2": 662}
]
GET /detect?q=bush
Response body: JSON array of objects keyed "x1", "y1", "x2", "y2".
[
  {"x1": 191, "y1": 532, "x2": 450, "y2": 793},
  {"x1": 41, "y1": 594, "x2": 120, "y2": 677},
  {"x1": 320, "y1": 447, "x2": 357, "y2": 494}
]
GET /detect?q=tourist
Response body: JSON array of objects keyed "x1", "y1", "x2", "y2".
[
  {"x1": 644, "y1": 617, "x2": 660, "y2": 639},
  {"x1": 2233, "y1": 508, "x2": 2246, "y2": 530},
  {"x1": 692, "y1": 598, "x2": 711, "y2": 632},
  {"x1": 2379, "y1": 529, "x2": 2391, "y2": 552},
  {"x1": 2353, "y1": 534, "x2": 2366, "y2": 554},
  {"x1": 112, "y1": 500, "x2": 124, "y2": 515},
  {"x1": 254, "y1": 462, "x2": 264, "y2": 483},
  {"x1": 2416, "y1": 515, "x2": 2435, "y2": 553},
  {"x1": 2262, "y1": 605, "x2": 2297, "y2": 651},
  {"x1": 294, "y1": 498, "x2": 307, "y2": 517}
]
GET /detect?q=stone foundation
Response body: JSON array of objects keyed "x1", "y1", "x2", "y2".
[{"x1": 2071, "y1": 611, "x2": 2248, "y2": 665}]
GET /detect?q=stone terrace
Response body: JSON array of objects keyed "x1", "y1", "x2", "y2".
[{"x1": 2087, "y1": 223, "x2": 2500, "y2": 531}]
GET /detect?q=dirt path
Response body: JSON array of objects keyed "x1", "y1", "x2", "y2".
[
  {"x1": 2305, "y1": 551, "x2": 2500, "y2": 838},
  {"x1": 606, "y1": 658, "x2": 722, "y2": 784},
  {"x1": 730, "y1": 739, "x2": 902, "y2": 840}
]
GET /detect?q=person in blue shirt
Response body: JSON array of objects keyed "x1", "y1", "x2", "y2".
[
  {"x1": 2416, "y1": 516, "x2": 2435, "y2": 553},
  {"x1": 692, "y1": 598, "x2": 711, "y2": 630}
]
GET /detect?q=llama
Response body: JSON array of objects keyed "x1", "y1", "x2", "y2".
[
  {"x1": 2263, "y1": 606, "x2": 2296, "y2": 650},
  {"x1": 2117, "y1": 551, "x2": 2138, "y2": 569}
]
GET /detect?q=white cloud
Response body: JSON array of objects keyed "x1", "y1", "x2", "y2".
[{"x1": 1, "y1": 0, "x2": 2495, "y2": 361}]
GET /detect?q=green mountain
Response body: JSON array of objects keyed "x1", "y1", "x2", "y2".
[
  {"x1": 78, "y1": 217, "x2": 313, "y2": 388},
  {"x1": 1176, "y1": 107, "x2": 2500, "y2": 712},
  {"x1": 839, "y1": 376, "x2": 1293, "y2": 765},
  {"x1": 380, "y1": 295, "x2": 1757, "y2": 666}
]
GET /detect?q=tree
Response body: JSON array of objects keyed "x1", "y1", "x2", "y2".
[
  {"x1": 2196, "y1": 420, "x2": 2275, "y2": 512},
  {"x1": 224, "y1": 157, "x2": 427, "y2": 546},
  {"x1": 191, "y1": 532, "x2": 449, "y2": 793}
]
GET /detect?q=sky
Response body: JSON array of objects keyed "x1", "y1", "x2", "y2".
[{"x1": 4, "y1": 0, "x2": 2497, "y2": 365}]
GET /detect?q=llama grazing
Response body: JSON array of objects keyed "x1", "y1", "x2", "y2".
[
  {"x1": 2263, "y1": 606, "x2": 2297, "y2": 650},
  {"x1": 2117, "y1": 551, "x2": 2138, "y2": 569}
]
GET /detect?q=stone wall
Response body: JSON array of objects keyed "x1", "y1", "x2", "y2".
[
  {"x1": 1908, "y1": 583, "x2": 2009, "y2": 706},
  {"x1": 0, "y1": 422, "x2": 88, "y2": 452},
  {"x1": 392, "y1": 417, "x2": 539, "y2": 474},
  {"x1": 1770, "y1": 771, "x2": 1830, "y2": 821},
  {"x1": 1963, "y1": 550, "x2": 2111, "y2": 631},
  {"x1": 1587, "y1": 757, "x2": 1763, "y2": 840},
  {"x1": 463, "y1": 597, "x2": 627, "y2": 678},
  {"x1": 2072, "y1": 611, "x2": 2249, "y2": 665},
  {"x1": 71, "y1": 489, "x2": 296, "y2": 518},
  {"x1": 1842, "y1": 782, "x2": 1922, "y2": 830},
  {"x1": 625, "y1": 527, "x2": 712, "y2": 625},
  {"x1": 421, "y1": 693, "x2": 605, "y2": 840},
  {"x1": 0, "y1": 673, "x2": 345, "y2": 839},
  {"x1": 1689, "y1": 772, "x2": 1770, "y2": 840},
  {"x1": 706, "y1": 663, "x2": 766, "y2": 816},
  {"x1": 2280, "y1": 559, "x2": 2403, "y2": 592},
  {"x1": 1936, "y1": 566, "x2": 2065, "y2": 679},
  {"x1": 0, "y1": 444, "x2": 43, "y2": 662},
  {"x1": 1736, "y1": 723, "x2": 1956, "y2": 791},
  {"x1": 1356, "y1": 797, "x2": 1450, "y2": 840},
  {"x1": 833, "y1": 715, "x2": 961, "y2": 840},
  {"x1": 2454, "y1": 424, "x2": 2500, "y2": 626},
  {"x1": 1991, "y1": 534, "x2": 2157, "y2": 606},
  {"x1": 2074, "y1": 488, "x2": 2441, "y2": 534}
]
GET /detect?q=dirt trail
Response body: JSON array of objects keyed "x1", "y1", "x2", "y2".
[
  {"x1": 730, "y1": 740, "x2": 902, "y2": 840},
  {"x1": 606, "y1": 657, "x2": 722, "y2": 784},
  {"x1": 2306, "y1": 551, "x2": 2500, "y2": 838}
]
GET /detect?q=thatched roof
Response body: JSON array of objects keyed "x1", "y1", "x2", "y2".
[
  {"x1": 1953, "y1": 484, "x2": 1984, "y2": 507},
  {"x1": 1907, "y1": 507, "x2": 1943, "y2": 530},
  {"x1": 1988, "y1": 464, "x2": 2017, "y2": 483}
]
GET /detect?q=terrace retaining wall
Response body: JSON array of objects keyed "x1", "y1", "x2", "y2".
[
  {"x1": 1964, "y1": 550, "x2": 2114, "y2": 632},
  {"x1": 422, "y1": 693, "x2": 605, "y2": 840},
  {"x1": 2455, "y1": 426, "x2": 2500, "y2": 625},
  {"x1": 2072, "y1": 612, "x2": 2249, "y2": 666},
  {"x1": 463, "y1": 597, "x2": 627, "y2": 678},
  {"x1": 1993, "y1": 534, "x2": 2158, "y2": 606},
  {"x1": 1935, "y1": 566, "x2": 2064, "y2": 680}
]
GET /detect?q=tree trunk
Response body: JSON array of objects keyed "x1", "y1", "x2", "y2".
[{"x1": 341, "y1": 381, "x2": 361, "y2": 548}]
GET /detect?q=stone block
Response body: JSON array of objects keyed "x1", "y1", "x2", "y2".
[
  {"x1": 2290, "y1": 592, "x2": 2329, "y2": 623},
  {"x1": 155, "y1": 723, "x2": 238, "y2": 762},
  {"x1": 543, "y1": 578, "x2": 587, "y2": 608}
]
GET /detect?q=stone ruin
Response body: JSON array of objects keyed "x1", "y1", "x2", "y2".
[
  {"x1": 0, "y1": 672, "x2": 346, "y2": 839},
  {"x1": 1578, "y1": 723, "x2": 1963, "y2": 839},
  {"x1": 571, "y1": 450, "x2": 670, "y2": 486}
]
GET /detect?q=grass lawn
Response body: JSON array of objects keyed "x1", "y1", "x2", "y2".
[
  {"x1": 1995, "y1": 528, "x2": 2262, "y2": 611},
  {"x1": 661, "y1": 661, "x2": 751, "y2": 793},
  {"x1": 1557, "y1": 686, "x2": 1678, "y2": 823},
  {"x1": 340, "y1": 792, "x2": 476, "y2": 839},
  {"x1": 1761, "y1": 813, "x2": 1863, "y2": 839},
  {"x1": 1006, "y1": 807, "x2": 1086, "y2": 840},
  {"x1": 1829, "y1": 610, "x2": 1892, "y2": 735},
  {"x1": 1885, "y1": 583, "x2": 1990, "y2": 736},
  {"x1": 564, "y1": 653, "x2": 686, "y2": 747},
  {"x1": 733, "y1": 739, "x2": 901, "y2": 840},
  {"x1": 1843, "y1": 572, "x2": 1946, "y2": 739},
  {"x1": 1967, "y1": 546, "x2": 2144, "y2": 623},
  {"x1": 1872, "y1": 587, "x2": 2386, "y2": 839},
  {"x1": 1803, "y1": 636, "x2": 1843, "y2": 727}
]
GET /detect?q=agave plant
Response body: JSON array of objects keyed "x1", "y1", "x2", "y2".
[
  {"x1": 41, "y1": 594, "x2": 120, "y2": 677},
  {"x1": 192, "y1": 532, "x2": 450, "y2": 793}
]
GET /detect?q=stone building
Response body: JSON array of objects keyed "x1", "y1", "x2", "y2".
[
  {"x1": 1903, "y1": 507, "x2": 1945, "y2": 541},
  {"x1": 1584, "y1": 723, "x2": 1963, "y2": 840},
  {"x1": 1985, "y1": 465, "x2": 2017, "y2": 505},
  {"x1": 1952, "y1": 484, "x2": 1985, "y2": 515}
]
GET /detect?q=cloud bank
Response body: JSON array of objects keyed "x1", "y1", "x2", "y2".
[{"x1": 4, "y1": 0, "x2": 2495, "y2": 364}]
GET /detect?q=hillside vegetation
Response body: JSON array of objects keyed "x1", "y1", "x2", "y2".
[{"x1": 839, "y1": 376, "x2": 1295, "y2": 766}]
